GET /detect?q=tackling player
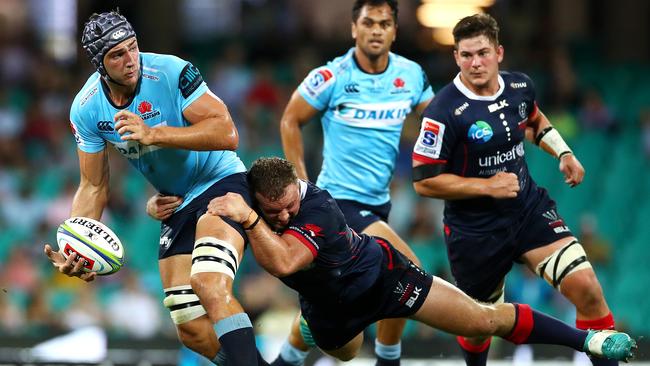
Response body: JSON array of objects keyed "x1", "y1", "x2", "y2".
[
  {"x1": 412, "y1": 14, "x2": 618, "y2": 366},
  {"x1": 279, "y1": 1, "x2": 433, "y2": 364},
  {"x1": 43, "y1": 11, "x2": 264, "y2": 366},
  {"x1": 208, "y1": 157, "x2": 636, "y2": 365}
]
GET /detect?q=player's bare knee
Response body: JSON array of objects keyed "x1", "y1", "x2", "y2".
[{"x1": 564, "y1": 272, "x2": 606, "y2": 312}]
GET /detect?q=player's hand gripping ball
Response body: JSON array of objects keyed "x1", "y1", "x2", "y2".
[{"x1": 56, "y1": 217, "x2": 125, "y2": 275}]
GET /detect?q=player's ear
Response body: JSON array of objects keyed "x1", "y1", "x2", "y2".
[
  {"x1": 351, "y1": 22, "x2": 357, "y2": 39},
  {"x1": 497, "y1": 45, "x2": 504, "y2": 63}
]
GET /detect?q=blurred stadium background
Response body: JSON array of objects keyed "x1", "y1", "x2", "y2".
[{"x1": 0, "y1": 0, "x2": 648, "y2": 364}]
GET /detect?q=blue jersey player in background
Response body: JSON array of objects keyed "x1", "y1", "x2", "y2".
[
  {"x1": 279, "y1": 1, "x2": 433, "y2": 365},
  {"x1": 412, "y1": 14, "x2": 619, "y2": 366},
  {"x1": 42, "y1": 11, "x2": 264, "y2": 366},
  {"x1": 208, "y1": 157, "x2": 635, "y2": 365}
]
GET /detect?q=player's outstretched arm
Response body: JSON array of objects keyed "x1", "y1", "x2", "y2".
[
  {"x1": 280, "y1": 90, "x2": 319, "y2": 181},
  {"x1": 43, "y1": 148, "x2": 110, "y2": 282},
  {"x1": 207, "y1": 193, "x2": 313, "y2": 277},
  {"x1": 116, "y1": 91, "x2": 238, "y2": 151}
]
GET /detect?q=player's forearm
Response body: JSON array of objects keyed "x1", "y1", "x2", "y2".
[
  {"x1": 281, "y1": 118, "x2": 308, "y2": 180},
  {"x1": 246, "y1": 220, "x2": 301, "y2": 277},
  {"x1": 70, "y1": 181, "x2": 109, "y2": 220},
  {"x1": 413, "y1": 173, "x2": 490, "y2": 200},
  {"x1": 151, "y1": 118, "x2": 238, "y2": 151}
]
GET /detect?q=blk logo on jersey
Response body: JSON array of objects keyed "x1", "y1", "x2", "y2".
[
  {"x1": 414, "y1": 118, "x2": 445, "y2": 160},
  {"x1": 468, "y1": 121, "x2": 493, "y2": 143},
  {"x1": 488, "y1": 99, "x2": 509, "y2": 113}
]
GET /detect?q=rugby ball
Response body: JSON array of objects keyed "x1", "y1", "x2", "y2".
[{"x1": 56, "y1": 217, "x2": 125, "y2": 275}]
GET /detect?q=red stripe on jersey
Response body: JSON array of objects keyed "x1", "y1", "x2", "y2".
[
  {"x1": 412, "y1": 153, "x2": 447, "y2": 165},
  {"x1": 374, "y1": 238, "x2": 394, "y2": 270},
  {"x1": 284, "y1": 230, "x2": 318, "y2": 258}
]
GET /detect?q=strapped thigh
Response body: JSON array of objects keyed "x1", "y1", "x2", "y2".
[
  {"x1": 191, "y1": 236, "x2": 240, "y2": 280},
  {"x1": 535, "y1": 240, "x2": 592, "y2": 290}
]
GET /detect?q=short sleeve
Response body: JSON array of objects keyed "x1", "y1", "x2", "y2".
[
  {"x1": 282, "y1": 204, "x2": 339, "y2": 258},
  {"x1": 163, "y1": 55, "x2": 209, "y2": 110},
  {"x1": 412, "y1": 101, "x2": 457, "y2": 165},
  {"x1": 297, "y1": 66, "x2": 336, "y2": 111},
  {"x1": 69, "y1": 103, "x2": 105, "y2": 153}
]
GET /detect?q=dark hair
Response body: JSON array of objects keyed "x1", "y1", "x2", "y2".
[
  {"x1": 352, "y1": 0, "x2": 398, "y2": 23},
  {"x1": 248, "y1": 157, "x2": 298, "y2": 201},
  {"x1": 452, "y1": 13, "x2": 499, "y2": 48}
]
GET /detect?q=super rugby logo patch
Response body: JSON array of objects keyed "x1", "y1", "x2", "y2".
[
  {"x1": 303, "y1": 68, "x2": 334, "y2": 97},
  {"x1": 179, "y1": 63, "x2": 203, "y2": 98},
  {"x1": 413, "y1": 118, "x2": 445, "y2": 160}
]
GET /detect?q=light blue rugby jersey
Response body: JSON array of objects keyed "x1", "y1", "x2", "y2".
[
  {"x1": 298, "y1": 48, "x2": 434, "y2": 205},
  {"x1": 70, "y1": 52, "x2": 245, "y2": 210}
]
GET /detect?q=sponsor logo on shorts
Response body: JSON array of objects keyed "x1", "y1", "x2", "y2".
[
  {"x1": 542, "y1": 209, "x2": 570, "y2": 234},
  {"x1": 160, "y1": 236, "x2": 172, "y2": 249},
  {"x1": 468, "y1": 121, "x2": 493, "y2": 144},
  {"x1": 395, "y1": 281, "x2": 423, "y2": 308},
  {"x1": 359, "y1": 210, "x2": 372, "y2": 217}
]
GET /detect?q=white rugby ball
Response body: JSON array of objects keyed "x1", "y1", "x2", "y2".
[{"x1": 56, "y1": 217, "x2": 125, "y2": 275}]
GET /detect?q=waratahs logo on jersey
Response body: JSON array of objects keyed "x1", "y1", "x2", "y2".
[
  {"x1": 468, "y1": 121, "x2": 493, "y2": 143},
  {"x1": 137, "y1": 100, "x2": 160, "y2": 120}
]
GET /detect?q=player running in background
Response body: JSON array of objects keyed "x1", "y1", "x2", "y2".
[
  {"x1": 279, "y1": 1, "x2": 433, "y2": 364},
  {"x1": 412, "y1": 13, "x2": 619, "y2": 366},
  {"x1": 42, "y1": 11, "x2": 264, "y2": 366},
  {"x1": 208, "y1": 157, "x2": 636, "y2": 365}
]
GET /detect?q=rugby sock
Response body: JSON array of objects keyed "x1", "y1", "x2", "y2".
[
  {"x1": 214, "y1": 313, "x2": 259, "y2": 366},
  {"x1": 505, "y1": 303, "x2": 586, "y2": 350},
  {"x1": 271, "y1": 340, "x2": 309, "y2": 366},
  {"x1": 375, "y1": 339, "x2": 401, "y2": 366},
  {"x1": 456, "y1": 336, "x2": 490, "y2": 366},
  {"x1": 576, "y1": 313, "x2": 618, "y2": 366}
]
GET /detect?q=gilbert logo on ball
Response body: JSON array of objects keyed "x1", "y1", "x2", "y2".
[{"x1": 56, "y1": 217, "x2": 125, "y2": 275}]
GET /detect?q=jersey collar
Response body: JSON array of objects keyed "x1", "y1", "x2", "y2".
[
  {"x1": 453, "y1": 72, "x2": 505, "y2": 101},
  {"x1": 298, "y1": 179, "x2": 308, "y2": 201},
  {"x1": 351, "y1": 47, "x2": 391, "y2": 75}
]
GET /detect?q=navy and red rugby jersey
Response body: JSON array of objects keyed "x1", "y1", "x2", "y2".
[
  {"x1": 280, "y1": 181, "x2": 384, "y2": 305},
  {"x1": 413, "y1": 71, "x2": 547, "y2": 233}
]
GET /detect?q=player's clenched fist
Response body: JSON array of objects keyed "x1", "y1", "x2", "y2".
[
  {"x1": 207, "y1": 192, "x2": 251, "y2": 223},
  {"x1": 486, "y1": 171, "x2": 520, "y2": 199},
  {"x1": 114, "y1": 110, "x2": 156, "y2": 145}
]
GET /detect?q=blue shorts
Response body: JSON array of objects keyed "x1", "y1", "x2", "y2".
[
  {"x1": 300, "y1": 237, "x2": 432, "y2": 350},
  {"x1": 335, "y1": 199, "x2": 391, "y2": 233},
  {"x1": 158, "y1": 172, "x2": 251, "y2": 259},
  {"x1": 445, "y1": 188, "x2": 573, "y2": 301}
]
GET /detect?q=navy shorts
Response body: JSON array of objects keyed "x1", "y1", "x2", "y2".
[
  {"x1": 300, "y1": 237, "x2": 433, "y2": 350},
  {"x1": 158, "y1": 172, "x2": 251, "y2": 259},
  {"x1": 335, "y1": 199, "x2": 391, "y2": 233},
  {"x1": 445, "y1": 189, "x2": 574, "y2": 302}
]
